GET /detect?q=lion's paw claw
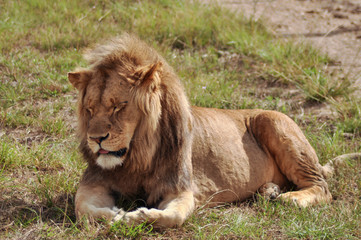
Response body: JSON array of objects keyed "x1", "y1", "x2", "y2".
[{"x1": 111, "y1": 210, "x2": 126, "y2": 224}]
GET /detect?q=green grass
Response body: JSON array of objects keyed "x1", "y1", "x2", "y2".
[{"x1": 0, "y1": 0, "x2": 360, "y2": 239}]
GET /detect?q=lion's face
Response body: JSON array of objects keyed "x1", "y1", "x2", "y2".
[
  {"x1": 84, "y1": 71, "x2": 141, "y2": 169},
  {"x1": 68, "y1": 62, "x2": 163, "y2": 169}
]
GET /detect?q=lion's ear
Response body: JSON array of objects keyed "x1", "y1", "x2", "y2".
[
  {"x1": 68, "y1": 70, "x2": 92, "y2": 90},
  {"x1": 133, "y1": 62, "x2": 162, "y2": 91}
]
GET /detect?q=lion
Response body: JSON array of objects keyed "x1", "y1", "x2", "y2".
[
  {"x1": 68, "y1": 34, "x2": 333, "y2": 228},
  {"x1": 257, "y1": 182, "x2": 281, "y2": 200}
]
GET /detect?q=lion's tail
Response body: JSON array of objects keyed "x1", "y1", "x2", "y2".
[{"x1": 321, "y1": 153, "x2": 361, "y2": 179}]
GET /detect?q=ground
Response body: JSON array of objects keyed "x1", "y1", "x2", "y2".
[{"x1": 206, "y1": 0, "x2": 361, "y2": 90}]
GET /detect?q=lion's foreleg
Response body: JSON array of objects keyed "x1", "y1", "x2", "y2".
[
  {"x1": 113, "y1": 190, "x2": 195, "y2": 228},
  {"x1": 75, "y1": 183, "x2": 123, "y2": 221}
]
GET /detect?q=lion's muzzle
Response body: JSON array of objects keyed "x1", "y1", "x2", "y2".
[{"x1": 90, "y1": 133, "x2": 110, "y2": 144}]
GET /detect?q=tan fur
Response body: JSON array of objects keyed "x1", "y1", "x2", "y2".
[
  {"x1": 258, "y1": 182, "x2": 281, "y2": 200},
  {"x1": 69, "y1": 34, "x2": 332, "y2": 228}
]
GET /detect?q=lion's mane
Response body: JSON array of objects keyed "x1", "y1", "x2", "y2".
[{"x1": 76, "y1": 34, "x2": 193, "y2": 204}]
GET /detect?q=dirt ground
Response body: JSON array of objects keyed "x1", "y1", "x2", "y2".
[{"x1": 205, "y1": 0, "x2": 361, "y2": 89}]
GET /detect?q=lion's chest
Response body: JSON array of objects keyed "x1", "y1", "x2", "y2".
[{"x1": 107, "y1": 172, "x2": 160, "y2": 205}]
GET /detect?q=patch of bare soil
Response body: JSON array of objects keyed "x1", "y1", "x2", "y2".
[
  {"x1": 203, "y1": 0, "x2": 361, "y2": 120},
  {"x1": 210, "y1": 0, "x2": 361, "y2": 88}
]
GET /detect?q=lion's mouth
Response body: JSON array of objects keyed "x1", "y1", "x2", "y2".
[{"x1": 98, "y1": 148, "x2": 127, "y2": 158}]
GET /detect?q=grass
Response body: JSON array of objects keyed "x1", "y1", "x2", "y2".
[{"x1": 0, "y1": 0, "x2": 360, "y2": 239}]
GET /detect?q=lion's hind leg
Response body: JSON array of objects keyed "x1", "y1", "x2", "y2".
[
  {"x1": 251, "y1": 111, "x2": 332, "y2": 207},
  {"x1": 278, "y1": 185, "x2": 331, "y2": 207}
]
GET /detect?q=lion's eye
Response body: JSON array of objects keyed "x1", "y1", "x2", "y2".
[
  {"x1": 113, "y1": 106, "x2": 120, "y2": 113},
  {"x1": 86, "y1": 108, "x2": 93, "y2": 116},
  {"x1": 113, "y1": 101, "x2": 128, "y2": 113}
]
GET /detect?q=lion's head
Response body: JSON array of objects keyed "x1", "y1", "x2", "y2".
[
  {"x1": 68, "y1": 34, "x2": 192, "y2": 176},
  {"x1": 68, "y1": 35, "x2": 166, "y2": 170}
]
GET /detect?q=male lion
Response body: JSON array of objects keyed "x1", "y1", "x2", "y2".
[{"x1": 68, "y1": 34, "x2": 332, "y2": 228}]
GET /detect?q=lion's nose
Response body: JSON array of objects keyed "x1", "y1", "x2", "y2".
[{"x1": 89, "y1": 133, "x2": 109, "y2": 144}]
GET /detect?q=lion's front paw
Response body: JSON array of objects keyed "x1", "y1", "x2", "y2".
[
  {"x1": 124, "y1": 208, "x2": 158, "y2": 225},
  {"x1": 112, "y1": 207, "x2": 152, "y2": 226},
  {"x1": 111, "y1": 206, "x2": 186, "y2": 228},
  {"x1": 112, "y1": 207, "x2": 175, "y2": 228},
  {"x1": 111, "y1": 209, "x2": 126, "y2": 223}
]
